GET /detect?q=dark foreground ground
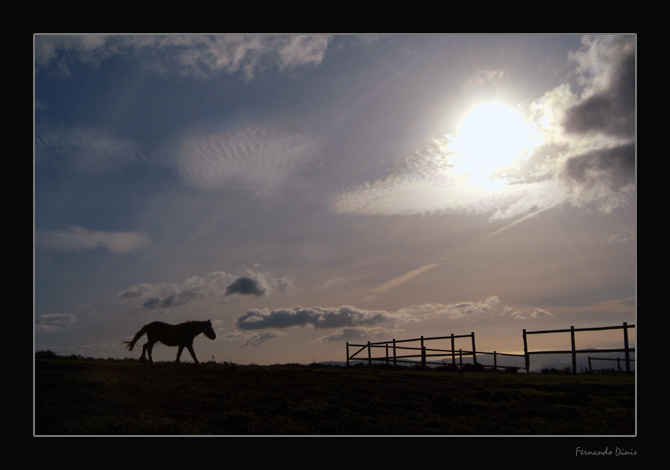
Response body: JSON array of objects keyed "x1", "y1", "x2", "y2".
[{"x1": 34, "y1": 353, "x2": 635, "y2": 436}]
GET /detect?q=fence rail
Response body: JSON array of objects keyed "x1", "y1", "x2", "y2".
[
  {"x1": 588, "y1": 356, "x2": 636, "y2": 372},
  {"x1": 523, "y1": 322, "x2": 635, "y2": 373},
  {"x1": 346, "y1": 322, "x2": 635, "y2": 374},
  {"x1": 346, "y1": 332, "x2": 525, "y2": 372}
]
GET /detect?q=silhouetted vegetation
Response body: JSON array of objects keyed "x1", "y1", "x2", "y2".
[{"x1": 34, "y1": 352, "x2": 635, "y2": 435}]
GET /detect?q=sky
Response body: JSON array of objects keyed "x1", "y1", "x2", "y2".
[{"x1": 34, "y1": 34, "x2": 636, "y2": 367}]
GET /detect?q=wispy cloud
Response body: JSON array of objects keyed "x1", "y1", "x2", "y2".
[
  {"x1": 316, "y1": 327, "x2": 402, "y2": 344},
  {"x1": 507, "y1": 306, "x2": 554, "y2": 320},
  {"x1": 36, "y1": 119, "x2": 319, "y2": 198},
  {"x1": 35, "y1": 123, "x2": 146, "y2": 174},
  {"x1": 36, "y1": 313, "x2": 78, "y2": 333},
  {"x1": 363, "y1": 264, "x2": 438, "y2": 302},
  {"x1": 240, "y1": 331, "x2": 286, "y2": 348},
  {"x1": 175, "y1": 127, "x2": 319, "y2": 196},
  {"x1": 36, "y1": 226, "x2": 152, "y2": 254},
  {"x1": 35, "y1": 34, "x2": 333, "y2": 80},
  {"x1": 395, "y1": 296, "x2": 505, "y2": 322}
]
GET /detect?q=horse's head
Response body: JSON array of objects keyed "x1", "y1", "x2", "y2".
[{"x1": 203, "y1": 320, "x2": 216, "y2": 340}]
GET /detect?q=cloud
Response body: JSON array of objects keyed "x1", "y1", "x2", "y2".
[
  {"x1": 319, "y1": 277, "x2": 346, "y2": 291},
  {"x1": 36, "y1": 226, "x2": 152, "y2": 254},
  {"x1": 395, "y1": 296, "x2": 503, "y2": 322},
  {"x1": 236, "y1": 305, "x2": 392, "y2": 330},
  {"x1": 363, "y1": 264, "x2": 439, "y2": 302},
  {"x1": 235, "y1": 296, "x2": 547, "y2": 331},
  {"x1": 176, "y1": 127, "x2": 319, "y2": 196},
  {"x1": 34, "y1": 35, "x2": 112, "y2": 75},
  {"x1": 225, "y1": 276, "x2": 267, "y2": 297},
  {"x1": 331, "y1": 35, "x2": 635, "y2": 222},
  {"x1": 317, "y1": 327, "x2": 402, "y2": 343},
  {"x1": 35, "y1": 123, "x2": 146, "y2": 174},
  {"x1": 36, "y1": 121, "x2": 320, "y2": 198},
  {"x1": 528, "y1": 35, "x2": 636, "y2": 210},
  {"x1": 118, "y1": 268, "x2": 295, "y2": 309},
  {"x1": 276, "y1": 35, "x2": 332, "y2": 72},
  {"x1": 509, "y1": 307, "x2": 554, "y2": 320},
  {"x1": 331, "y1": 163, "x2": 563, "y2": 221},
  {"x1": 240, "y1": 331, "x2": 285, "y2": 347},
  {"x1": 330, "y1": 125, "x2": 553, "y2": 219},
  {"x1": 559, "y1": 143, "x2": 635, "y2": 213},
  {"x1": 35, "y1": 34, "x2": 333, "y2": 80},
  {"x1": 36, "y1": 313, "x2": 78, "y2": 333},
  {"x1": 562, "y1": 35, "x2": 635, "y2": 140}
]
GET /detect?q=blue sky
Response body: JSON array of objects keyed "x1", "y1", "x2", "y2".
[{"x1": 34, "y1": 34, "x2": 635, "y2": 366}]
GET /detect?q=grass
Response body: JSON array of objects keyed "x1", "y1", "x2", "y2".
[{"x1": 34, "y1": 352, "x2": 635, "y2": 435}]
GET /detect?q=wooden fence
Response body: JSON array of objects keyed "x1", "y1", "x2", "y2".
[
  {"x1": 346, "y1": 322, "x2": 635, "y2": 374},
  {"x1": 523, "y1": 322, "x2": 635, "y2": 374},
  {"x1": 588, "y1": 356, "x2": 636, "y2": 373},
  {"x1": 346, "y1": 332, "x2": 525, "y2": 372}
]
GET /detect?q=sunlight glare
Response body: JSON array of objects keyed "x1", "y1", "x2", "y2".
[{"x1": 449, "y1": 102, "x2": 537, "y2": 189}]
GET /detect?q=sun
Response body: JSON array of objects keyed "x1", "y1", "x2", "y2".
[{"x1": 449, "y1": 101, "x2": 537, "y2": 188}]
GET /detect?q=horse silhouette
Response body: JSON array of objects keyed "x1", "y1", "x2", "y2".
[{"x1": 123, "y1": 320, "x2": 216, "y2": 364}]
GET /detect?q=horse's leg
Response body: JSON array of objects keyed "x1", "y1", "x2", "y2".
[
  {"x1": 140, "y1": 342, "x2": 149, "y2": 361},
  {"x1": 176, "y1": 345, "x2": 184, "y2": 363},
  {"x1": 187, "y1": 345, "x2": 199, "y2": 364},
  {"x1": 146, "y1": 341, "x2": 155, "y2": 363}
]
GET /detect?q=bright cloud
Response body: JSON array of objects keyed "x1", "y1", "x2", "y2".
[{"x1": 331, "y1": 35, "x2": 635, "y2": 222}]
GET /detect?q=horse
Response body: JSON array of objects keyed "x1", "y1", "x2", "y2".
[{"x1": 123, "y1": 320, "x2": 216, "y2": 364}]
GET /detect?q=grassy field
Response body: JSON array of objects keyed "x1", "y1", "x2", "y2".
[{"x1": 34, "y1": 352, "x2": 635, "y2": 436}]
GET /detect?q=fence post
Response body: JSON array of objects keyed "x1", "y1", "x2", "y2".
[
  {"x1": 451, "y1": 333, "x2": 456, "y2": 368},
  {"x1": 493, "y1": 351, "x2": 498, "y2": 372},
  {"x1": 367, "y1": 341, "x2": 371, "y2": 366},
  {"x1": 588, "y1": 355, "x2": 592, "y2": 372},
  {"x1": 385, "y1": 344, "x2": 389, "y2": 365},
  {"x1": 623, "y1": 322, "x2": 631, "y2": 373},
  {"x1": 523, "y1": 329, "x2": 529, "y2": 373},
  {"x1": 570, "y1": 326, "x2": 577, "y2": 374},
  {"x1": 393, "y1": 339, "x2": 397, "y2": 367},
  {"x1": 471, "y1": 332, "x2": 477, "y2": 365},
  {"x1": 459, "y1": 349, "x2": 463, "y2": 369},
  {"x1": 346, "y1": 342, "x2": 349, "y2": 367},
  {"x1": 421, "y1": 336, "x2": 425, "y2": 367}
]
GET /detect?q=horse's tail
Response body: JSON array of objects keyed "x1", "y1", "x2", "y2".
[{"x1": 123, "y1": 325, "x2": 148, "y2": 351}]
